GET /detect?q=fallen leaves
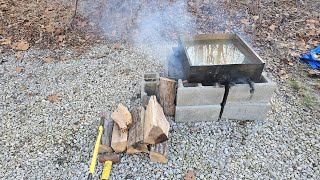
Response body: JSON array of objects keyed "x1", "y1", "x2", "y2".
[
  {"x1": 12, "y1": 40, "x2": 30, "y2": 50},
  {"x1": 43, "y1": 56, "x2": 54, "y2": 63},
  {"x1": 306, "y1": 19, "x2": 319, "y2": 25},
  {"x1": 113, "y1": 43, "x2": 122, "y2": 50},
  {"x1": 15, "y1": 54, "x2": 23, "y2": 59},
  {"x1": 0, "y1": 38, "x2": 12, "y2": 45},
  {"x1": 308, "y1": 69, "x2": 320, "y2": 77},
  {"x1": 47, "y1": 95, "x2": 61, "y2": 103},
  {"x1": 240, "y1": 19, "x2": 250, "y2": 26},
  {"x1": 269, "y1": 24, "x2": 277, "y2": 31},
  {"x1": 16, "y1": 66, "x2": 25, "y2": 73},
  {"x1": 290, "y1": 51, "x2": 300, "y2": 57},
  {"x1": 252, "y1": 15, "x2": 259, "y2": 21},
  {"x1": 184, "y1": 170, "x2": 196, "y2": 180}
]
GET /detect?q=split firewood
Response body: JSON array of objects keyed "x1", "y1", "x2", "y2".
[
  {"x1": 127, "y1": 107, "x2": 148, "y2": 154},
  {"x1": 149, "y1": 141, "x2": 168, "y2": 163},
  {"x1": 127, "y1": 144, "x2": 148, "y2": 154},
  {"x1": 111, "y1": 123, "x2": 128, "y2": 153},
  {"x1": 159, "y1": 77, "x2": 176, "y2": 116},
  {"x1": 111, "y1": 103, "x2": 132, "y2": 132},
  {"x1": 99, "y1": 113, "x2": 114, "y2": 153},
  {"x1": 144, "y1": 96, "x2": 170, "y2": 144}
]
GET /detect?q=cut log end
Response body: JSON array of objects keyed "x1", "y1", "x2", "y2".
[{"x1": 150, "y1": 152, "x2": 168, "y2": 163}]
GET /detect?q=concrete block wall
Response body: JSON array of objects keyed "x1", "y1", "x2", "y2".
[
  {"x1": 221, "y1": 102, "x2": 271, "y2": 121},
  {"x1": 222, "y1": 73, "x2": 276, "y2": 120},
  {"x1": 175, "y1": 105, "x2": 221, "y2": 122},
  {"x1": 227, "y1": 73, "x2": 276, "y2": 103},
  {"x1": 175, "y1": 73, "x2": 276, "y2": 122},
  {"x1": 175, "y1": 79, "x2": 224, "y2": 122},
  {"x1": 176, "y1": 79, "x2": 225, "y2": 106}
]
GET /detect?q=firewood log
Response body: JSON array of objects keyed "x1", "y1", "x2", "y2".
[
  {"x1": 99, "y1": 116, "x2": 114, "y2": 154},
  {"x1": 111, "y1": 103, "x2": 132, "y2": 132},
  {"x1": 127, "y1": 107, "x2": 148, "y2": 154},
  {"x1": 144, "y1": 96, "x2": 170, "y2": 144},
  {"x1": 159, "y1": 77, "x2": 176, "y2": 116},
  {"x1": 111, "y1": 123, "x2": 128, "y2": 153},
  {"x1": 149, "y1": 141, "x2": 168, "y2": 163}
]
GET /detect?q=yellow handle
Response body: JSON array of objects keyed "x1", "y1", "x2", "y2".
[
  {"x1": 89, "y1": 126, "x2": 104, "y2": 174},
  {"x1": 101, "y1": 161, "x2": 112, "y2": 180}
]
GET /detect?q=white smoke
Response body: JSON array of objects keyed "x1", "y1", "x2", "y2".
[{"x1": 80, "y1": 0, "x2": 196, "y2": 59}]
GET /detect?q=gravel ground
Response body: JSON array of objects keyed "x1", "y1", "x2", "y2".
[{"x1": 1, "y1": 42, "x2": 319, "y2": 179}]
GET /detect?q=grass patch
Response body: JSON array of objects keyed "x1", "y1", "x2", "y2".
[
  {"x1": 303, "y1": 94, "x2": 316, "y2": 108},
  {"x1": 288, "y1": 80, "x2": 300, "y2": 91}
]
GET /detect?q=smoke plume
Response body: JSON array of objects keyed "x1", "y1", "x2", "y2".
[{"x1": 80, "y1": 0, "x2": 196, "y2": 60}]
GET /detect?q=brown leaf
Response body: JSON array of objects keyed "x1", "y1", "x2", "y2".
[
  {"x1": 58, "y1": 35, "x2": 65, "y2": 42},
  {"x1": 184, "y1": 170, "x2": 196, "y2": 180},
  {"x1": 47, "y1": 95, "x2": 60, "y2": 103},
  {"x1": 113, "y1": 43, "x2": 121, "y2": 50},
  {"x1": 43, "y1": 57, "x2": 54, "y2": 63},
  {"x1": 13, "y1": 40, "x2": 29, "y2": 50},
  {"x1": 15, "y1": 54, "x2": 23, "y2": 59},
  {"x1": 190, "y1": 127, "x2": 200, "y2": 133},
  {"x1": 308, "y1": 69, "x2": 320, "y2": 77},
  {"x1": 0, "y1": 38, "x2": 12, "y2": 45},
  {"x1": 252, "y1": 16, "x2": 259, "y2": 21},
  {"x1": 44, "y1": 24, "x2": 55, "y2": 33},
  {"x1": 290, "y1": 51, "x2": 300, "y2": 57},
  {"x1": 16, "y1": 66, "x2": 25, "y2": 73},
  {"x1": 60, "y1": 56, "x2": 67, "y2": 61},
  {"x1": 77, "y1": 20, "x2": 87, "y2": 27},
  {"x1": 306, "y1": 19, "x2": 319, "y2": 24},
  {"x1": 269, "y1": 24, "x2": 277, "y2": 31},
  {"x1": 240, "y1": 19, "x2": 250, "y2": 26},
  {"x1": 308, "y1": 30, "x2": 316, "y2": 36}
]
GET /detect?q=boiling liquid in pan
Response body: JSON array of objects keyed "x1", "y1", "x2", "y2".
[{"x1": 186, "y1": 40, "x2": 253, "y2": 65}]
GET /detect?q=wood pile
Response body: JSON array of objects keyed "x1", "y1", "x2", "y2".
[{"x1": 99, "y1": 76, "x2": 176, "y2": 164}]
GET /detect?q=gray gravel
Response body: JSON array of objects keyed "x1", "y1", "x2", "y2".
[{"x1": 0, "y1": 43, "x2": 319, "y2": 179}]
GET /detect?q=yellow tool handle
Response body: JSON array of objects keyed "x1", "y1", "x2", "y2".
[
  {"x1": 89, "y1": 126, "x2": 104, "y2": 175},
  {"x1": 101, "y1": 161, "x2": 113, "y2": 180}
]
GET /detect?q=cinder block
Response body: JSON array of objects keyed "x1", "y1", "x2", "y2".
[
  {"x1": 222, "y1": 102, "x2": 271, "y2": 121},
  {"x1": 141, "y1": 73, "x2": 159, "y2": 106},
  {"x1": 175, "y1": 105, "x2": 221, "y2": 122},
  {"x1": 228, "y1": 73, "x2": 276, "y2": 103},
  {"x1": 176, "y1": 79, "x2": 225, "y2": 106}
]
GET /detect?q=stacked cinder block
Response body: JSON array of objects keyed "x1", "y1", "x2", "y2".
[
  {"x1": 175, "y1": 73, "x2": 276, "y2": 122},
  {"x1": 222, "y1": 73, "x2": 276, "y2": 121},
  {"x1": 175, "y1": 80, "x2": 224, "y2": 122},
  {"x1": 141, "y1": 73, "x2": 159, "y2": 106}
]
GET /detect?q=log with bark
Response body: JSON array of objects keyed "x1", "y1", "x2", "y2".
[
  {"x1": 149, "y1": 141, "x2": 168, "y2": 163},
  {"x1": 111, "y1": 103, "x2": 132, "y2": 132},
  {"x1": 111, "y1": 123, "x2": 128, "y2": 153},
  {"x1": 127, "y1": 107, "x2": 148, "y2": 154},
  {"x1": 144, "y1": 96, "x2": 170, "y2": 144},
  {"x1": 159, "y1": 77, "x2": 176, "y2": 116},
  {"x1": 99, "y1": 114, "x2": 114, "y2": 153}
]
